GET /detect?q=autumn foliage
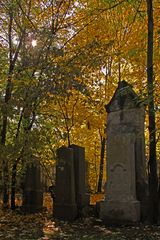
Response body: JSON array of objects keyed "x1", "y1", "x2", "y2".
[{"x1": 0, "y1": 0, "x2": 159, "y2": 223}]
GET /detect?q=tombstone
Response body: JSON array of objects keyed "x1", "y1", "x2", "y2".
[
  {"x1": 99, "y1": 80, "x2": 148, "y2": 224},
  {"x1": 70, "y1": 144, "x2": 90, "y2": 210},
  {"x1": 53, "y1": 146, "x2": 77, "y2": 220},
  {"x1": 22, "y1": 159, "x2": 43, "y2": 213}
]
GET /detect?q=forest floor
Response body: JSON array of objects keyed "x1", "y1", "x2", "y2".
[
  {"x1": 1, "y1": 209, "x2": 160, "y2": 240},
  {"x1": 0, "y1": 194, "x2": 160, "y2": 239}
]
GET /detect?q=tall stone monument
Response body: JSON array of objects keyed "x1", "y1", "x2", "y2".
[
  {"x1": 22, "y1": 159, "x2": 43, "y2": 213},
  {"x1": 54, "y1": 146, "x2": 77, "y2": 220},
  {"x1": 70, "y1": 144, "x2": 90, "y2": 210},
  {"x1": 99, "y1": 80, "x2": 148, "y2": 224},
  {"x1": 54, "y1": 145, "x2": 90, "y2": 220}
]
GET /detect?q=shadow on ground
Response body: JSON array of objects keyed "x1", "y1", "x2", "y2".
[{"x1": 1, "y1": 209, "x2": 160, "y2": 240}]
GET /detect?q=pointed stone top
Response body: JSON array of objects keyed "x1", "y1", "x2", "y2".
[{"x1": 105, "y1": 80, "x2": 141, "y2": 113}]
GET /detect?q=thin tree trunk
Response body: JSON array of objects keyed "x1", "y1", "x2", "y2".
[
  {"x1": 10, "y1": 109, "x2": 36, "y2": 209},
  {"x1": 1, "y1": 75, "x2": 13, "y2": 207},
  {"x1": 146, "y1": 0, "x2": 158, "y2": 223},
  {"x1": 10, "y1": 151, "x2": 24, "y2": 210},
  {"x1": 10, "y1": 112, "x2": 23, "y2": 210},
  {"x1": 11, "y1": 162, "x2": 17, "y2": 210},
  {"x1": 97, "y1": 136, "x2": 105, "y2": 193},
  {"x1": 1, "y1": 10, "x2": 14, "y2": 205},
  {"x1": 1, "y1": 6, "x2": 24, "y2": 207}
]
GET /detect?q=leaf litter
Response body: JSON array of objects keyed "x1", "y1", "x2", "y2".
[{"x1": 1, "y1": 209, "x2": 160, "y2": 239}]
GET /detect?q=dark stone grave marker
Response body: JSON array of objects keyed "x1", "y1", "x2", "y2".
[
  {"x1": 70, "y1": 144, "x2": 90, "y2": 210},
  {"x1": 53, "y1": 146, "x2": 77, "y2": 220},
  {"x1": 22, "y1": 159, "x2": 43, "y2": 213}
]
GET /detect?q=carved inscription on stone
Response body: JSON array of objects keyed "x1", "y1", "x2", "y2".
[{"x1": 106, "y1": 134, "x2": 136, "y2": 201}]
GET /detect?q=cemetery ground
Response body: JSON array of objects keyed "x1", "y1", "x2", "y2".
[{"x1": 0, "y1": 194, "x2": 160, "y2": 240}]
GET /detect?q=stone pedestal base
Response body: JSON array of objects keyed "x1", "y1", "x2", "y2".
[
  {"x1": 78, "y1": 193, "x2": 90, "y2": 207},
  {"x1": 85, "y1": 193, "x2": 90, "y2": 206},
  {"x1": 100, "y1": 200, "x2": 140, "y2": 225},
  {"x1": 22, "y1": 190, "x2": 43, "y2": 213},
  {"x1": 53, "y1": 203, "x2": 77, "y2": 221}
]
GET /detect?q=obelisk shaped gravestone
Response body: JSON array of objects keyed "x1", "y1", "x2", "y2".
[{"x1": 99, "y1": 80, "x2": 148, "y2": 224}]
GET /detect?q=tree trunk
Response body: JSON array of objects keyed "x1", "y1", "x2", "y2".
[
  {"x1": 1, "y1": 76, "x2": 13, "y2": 207},
  {"x1": 1, "y1": 8, "x2": 14, "y2": 207},
  {"x1": 11, "y1": 162, "x2": 17, "y2": 210},
  {"x1": 97, "y1": 136, "x2": 105, "y2": 193},
  {"x1": 146, "y1": 0, "x2": 158, "y2": 223}
]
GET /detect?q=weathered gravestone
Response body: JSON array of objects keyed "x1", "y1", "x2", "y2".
[
  {"x1": 54, "y1": 145, "x2": 90, "y2": 220},
  {"x1": 22, "y1": 159, "x2": 43, "y2": 213},
  {"x1": 53, "y1": 146, "x2": 77, "y2": 220},
  {"x1": 99, "y1": 80, "x2": 148, "y2": 224},
  {"x1": 70, "y1": 144, "x2": 90, "y2": 210}
]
